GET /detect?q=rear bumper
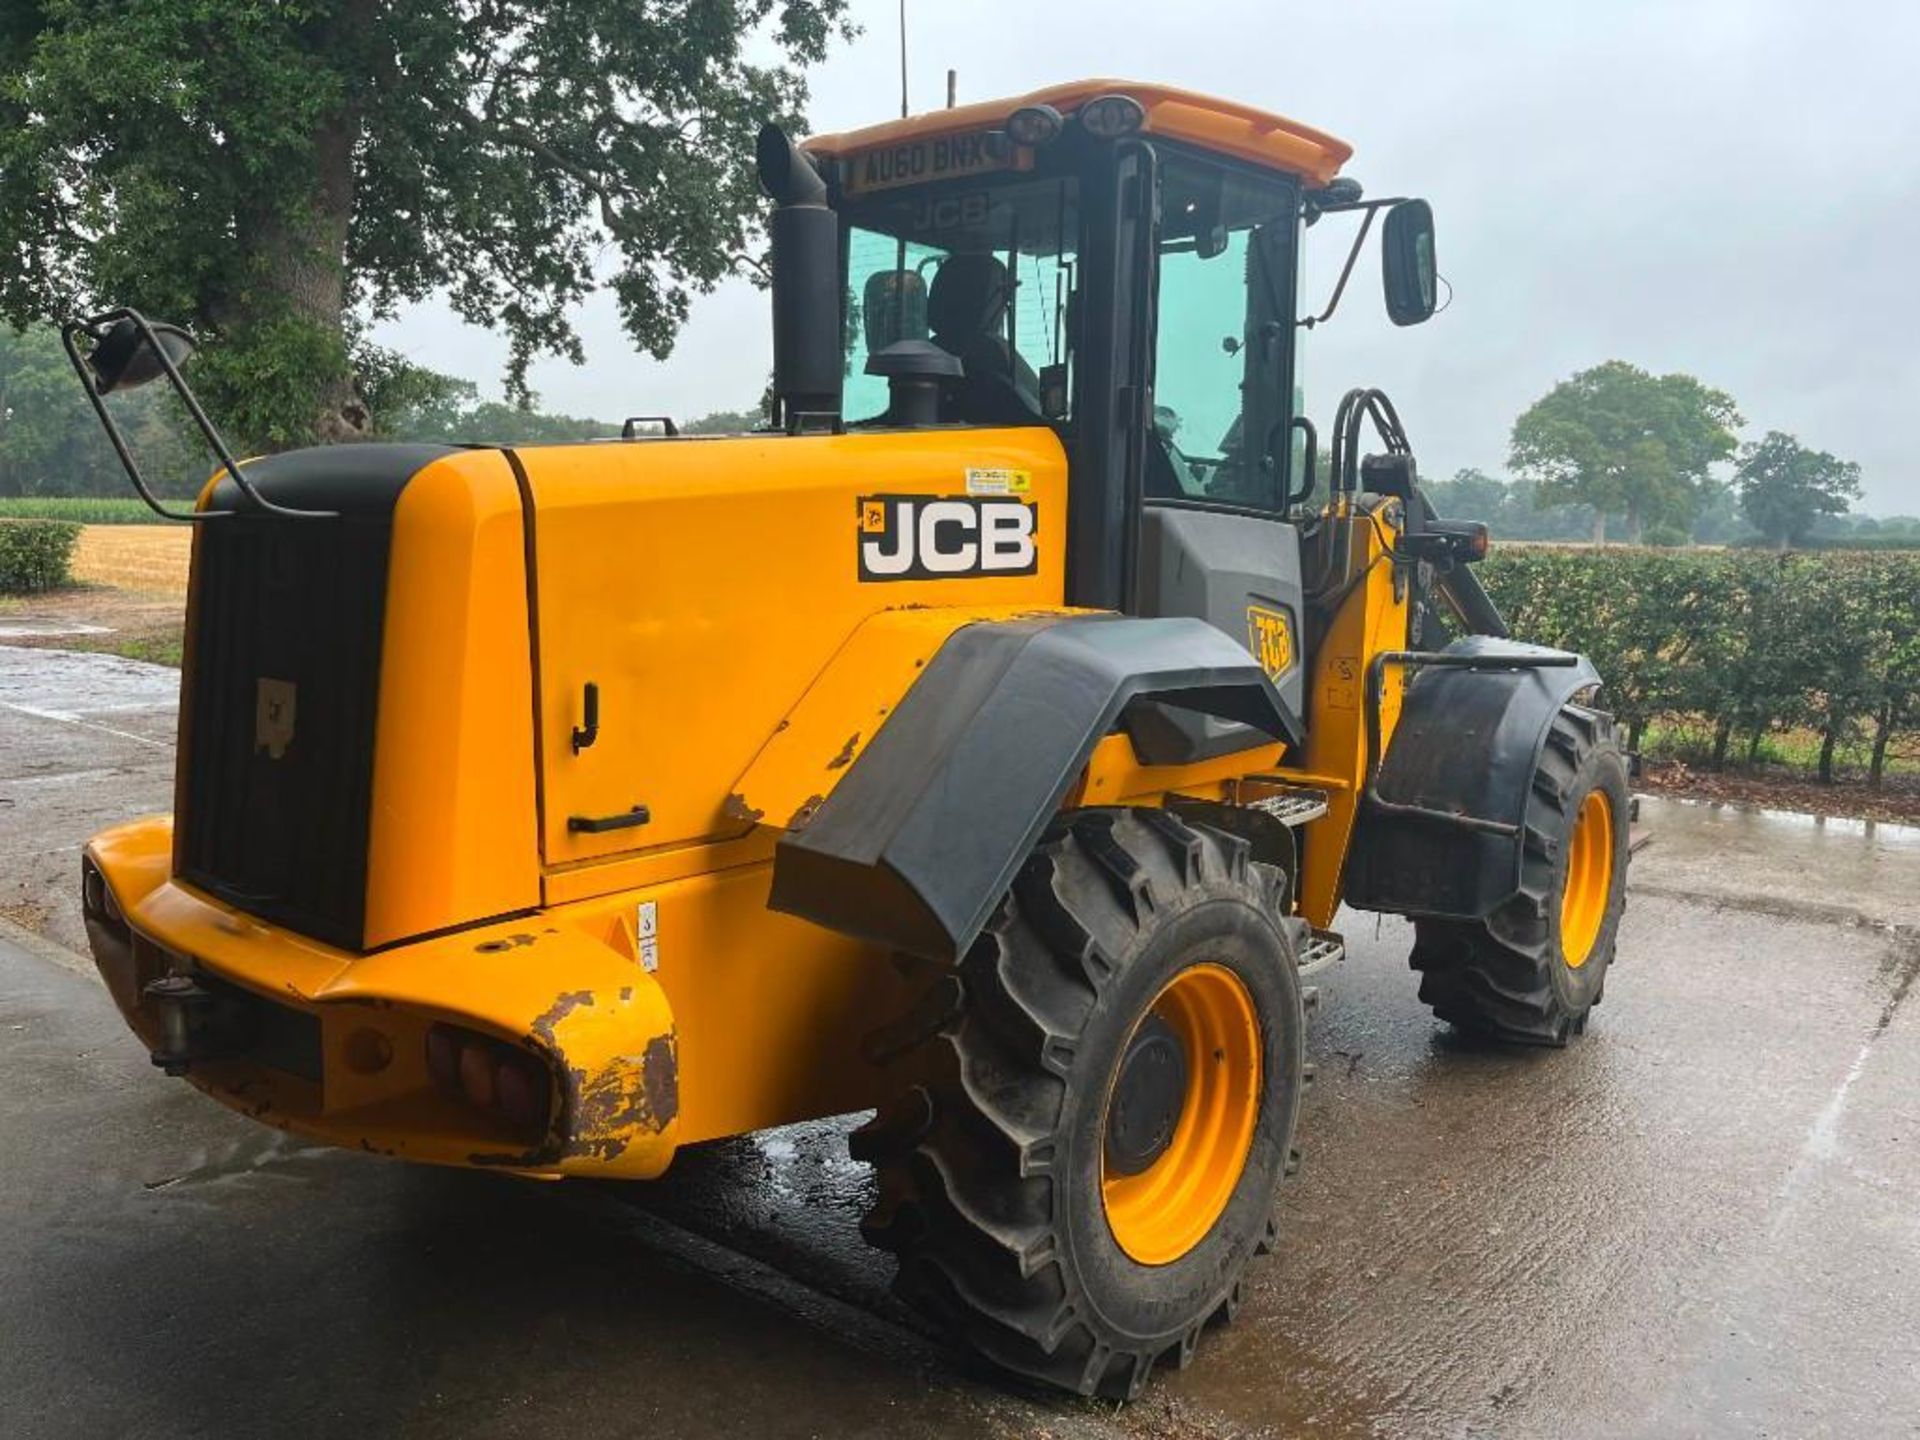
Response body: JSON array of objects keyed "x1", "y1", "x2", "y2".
[{"x1": 81, "y1": 817, "x2": 679, "y2": 1179}]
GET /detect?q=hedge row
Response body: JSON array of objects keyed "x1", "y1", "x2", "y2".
[
  {"x1": 0, "y1": 519, "x2": 81, "y2": 593},
  {"x1": 1479, "y1": 548, "x2": 1920, "y2": 783}
]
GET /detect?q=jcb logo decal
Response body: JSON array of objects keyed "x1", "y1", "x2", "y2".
[
  {"x1": 857, "y1": 495, "x2": 1037, "y2": 581},
  {"x1": 1246, "y1": 604, "x2": 1295, "y2": 679}
]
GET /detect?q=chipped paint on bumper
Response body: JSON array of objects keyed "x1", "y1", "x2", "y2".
[{"x1": 83, "y1": 818, "x2": 682, "y2": 1181}]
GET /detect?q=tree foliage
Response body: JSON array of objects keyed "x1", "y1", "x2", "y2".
[
  {"x1": 0, "y1": 0, "x2": 851, "y2": 449},
  {"x1": 1426, "y1": 467, "x2": 1598, "y2": 542},
  {"x1": 682, "y1": 404, "x2": 769, "y2": 435},
  {"x1": 1735, "y1": 430, "x2": 1863, "y2": 552},
  {"x1": 381, "y1": 372, "x2": 620, "y2": 446},
  {"x1": 2, "y1": 322, "x2": 642, "y2": 495},
  {"x1": 1508, "y1": 361, "x2": 1742, "y2": 544}
]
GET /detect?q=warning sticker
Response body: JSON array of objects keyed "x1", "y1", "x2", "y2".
[
  {"x1": 636, "y1": 900, "x2": 659, "y2": 973},
  {"x1": 965, "y1": 468, "x2": 1032, "y2": 497}
]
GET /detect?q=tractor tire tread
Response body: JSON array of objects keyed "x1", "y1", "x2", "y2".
[{"x1": 857, "y1": 807, "x2": 1300, "y2": 1399}]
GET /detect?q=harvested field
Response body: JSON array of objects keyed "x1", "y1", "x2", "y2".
[{"x1": 70, "y1": 524, "x2": 191, "y2": 596}]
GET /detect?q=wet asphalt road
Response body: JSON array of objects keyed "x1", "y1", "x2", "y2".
[{"x1": 3, "y1": 645, "x2": 1919, "y2": 1438}]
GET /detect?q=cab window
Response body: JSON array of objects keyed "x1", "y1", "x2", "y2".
[
  {"x1": 842, "y1": 178, "x2": 1081, "y2": 427},
  {"x1": 1147, "y1": 157, "x2": 1299, "y2": 511}
]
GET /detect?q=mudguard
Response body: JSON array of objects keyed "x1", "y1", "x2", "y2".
[
  {"x1": 768, "y1": 614, "x2": 1301, "y2": 961},
  {"x1": 1343, "y1": 636, "x2": 1602, "y2": 921}
]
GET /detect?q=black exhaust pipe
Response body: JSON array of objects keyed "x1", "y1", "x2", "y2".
[{"x1": 756, "y1": 125, "x2": 841, "y2": 431}]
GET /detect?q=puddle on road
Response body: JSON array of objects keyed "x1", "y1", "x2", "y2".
[
  {"x1": 0, "y1": 644, "x2": 180, "y2": 718},
  {"x1": 1644, "y1": 793, "x2": 1920, "y2": 853},
  {"x1": 1634, "y1": 794, "x2": 1920, "y2": 929}
]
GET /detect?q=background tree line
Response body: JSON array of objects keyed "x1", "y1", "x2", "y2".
[
  {"x1": 1418, "y1": 359, "x2": 1901, "y2": 550},
  {"x1": 0, "y1": 321, "x2": 770, "y2": 498},
  {"x1": 1480, "y1": 548, "x2": 1920, "y2": 786}
]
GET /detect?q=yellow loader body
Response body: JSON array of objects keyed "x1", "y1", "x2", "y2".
[{"x1": 83, "y1": 429, "x2": 1405, "y2": 1178}]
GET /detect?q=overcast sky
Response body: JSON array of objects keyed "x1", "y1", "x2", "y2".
[{"x1": 370, "y1": 0, "x2": 1920, "y2": 515}]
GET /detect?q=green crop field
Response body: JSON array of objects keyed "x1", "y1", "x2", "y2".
[{"x1": 0, "y1": 497, "x2": 170, "y2": 525}]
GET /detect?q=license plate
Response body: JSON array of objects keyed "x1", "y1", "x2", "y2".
[{"x1": 843, "y1": 132, "x2": 1021, "y2": 196}]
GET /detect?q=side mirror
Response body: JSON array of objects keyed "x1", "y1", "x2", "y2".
[
  {"x1": 862, "y1": 270, "x2": 929, "y2": 355},
  {"x1": 1381, "y1": 199, "x2": 1437, "y2": 326},
  {"x1": 61, "y1": 306, "x2": 336, "y2": 523},
  {"x1": 84, "y1": 315, "x2": 197, "y2": 394}
]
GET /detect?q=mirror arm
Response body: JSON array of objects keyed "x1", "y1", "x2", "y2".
[
  {"x1": 1296, "y1": 195, "x2": 1414, "y2": 330},
  {"x1": 61, "y1": 318, "x2": 210, "y2": 524},
  {"x1": 1298, "y1": 205, "x2": 1379, "y2": 330},
  {"x1": 63, "y1": 308, "x2": 338, "y2": 523}
]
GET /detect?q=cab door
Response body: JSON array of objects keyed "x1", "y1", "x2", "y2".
[{"x1": 1133, "y1": 152, "x2": 1309, "y2": 739}]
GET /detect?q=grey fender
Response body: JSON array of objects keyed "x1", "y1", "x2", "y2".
[
  {"x1": 1343, "y1": 636, "x2": 1602, "y2": 921},
  {"x1": 768, "y1": 614, "x2": 1303, "y2": 961}
]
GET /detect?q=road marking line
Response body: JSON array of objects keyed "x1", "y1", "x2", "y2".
[
  {"x1": 1799, "y1": 1041, "x2": 1873, "y2": 1166},
  {"x1": 1779, "y1": 939, "x2": 1919, "y2": 1194},
  {"x1": 0, "y1": 701, "x2": 173, "y2": 751}
]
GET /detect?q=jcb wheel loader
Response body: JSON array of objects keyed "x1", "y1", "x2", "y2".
[{"x1": 64, "y1": 79, "x2": 1630, "y2": 1399}]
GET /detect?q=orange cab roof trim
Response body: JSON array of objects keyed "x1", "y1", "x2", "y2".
[{"x1": 804, "y1": 78, "x2": 1353, "y2": 189}]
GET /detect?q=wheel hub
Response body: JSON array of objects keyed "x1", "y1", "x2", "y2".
[
  {"x1": 1100, "y1": 962, "x2": 1264, "y2": 1266},
  {"x1": 1104, "y1": 1013, "x2": 1189, "y2": 1176},
  {"x1": 1561, "y1": 788, "x2": 1615, "y2": 968}
]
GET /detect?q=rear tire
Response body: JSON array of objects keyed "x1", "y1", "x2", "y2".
[
  {"x1": 1410, "y1": 703, "x2": 1629, "y2": 1045},
  {"x1": 853, "y1": 808, "x2": 1306, "y2": 1399}
]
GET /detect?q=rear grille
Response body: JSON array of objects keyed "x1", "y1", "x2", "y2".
[{"x1": 176, "y1": 513, "x2": 392, "y2": 951}]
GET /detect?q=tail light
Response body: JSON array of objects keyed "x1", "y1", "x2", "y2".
[
  {"x1": 81, "y1": 856, "x2": 128, "y2": 941},
  {"x1": 427, "y1": 1022, "x2": 552, "y2": 1141}
]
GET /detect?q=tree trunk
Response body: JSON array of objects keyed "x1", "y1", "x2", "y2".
[
  {"x1": 1818, "y1": 724, "x2": 1838, "y2": 785},
  {"x1": 210, "y1": 89, "x2": 366, "y2": 449},
  {"x1": 1624, "y1": 504, "x2": 1644, "y2": 546},
  {"x1": 1627, "y1": 718, "x2": 1644, "y2": 754},
  {"x1": 262, "y1": 112, "x2": 364, "y2": 444},
  {"x1": 1746, "y1": 726, "x2": 1766, "y2": 766},
  {"x1": 1869, "y1": 703, "x2": 1894, "y2": 789},
  {"x1": 1711, "y1": 717, "x2": 1732, "y2": 771},
  {"x1": 1591, "y1": 511, "x2": 1607, "y2": 546}
]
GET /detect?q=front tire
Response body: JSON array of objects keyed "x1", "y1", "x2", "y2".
[
  {"x1": 1410, "y1": 703, "x2": 1629, "y2": 1044},
  {"x1": 853, "y1": 808, "x2": 1306, "y2": 1399}
]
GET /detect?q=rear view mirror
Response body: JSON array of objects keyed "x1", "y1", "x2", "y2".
[
  {"x1": 862, "y1": 270, "x2": 929, "y2": 355},
  {"x1": 1381, "y1": 199, "x2": 1437, "y2": 326},
  {"x1": 84, "y1": 315, "x2": 197, "y2": 394}
]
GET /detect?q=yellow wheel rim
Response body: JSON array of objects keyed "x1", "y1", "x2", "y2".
[
  {"x1": 1101, "y1": 963, "x2": 1261, "y2": 1266},
  {"x1": 1560, "y1": 790, "x2": 1615, "y2": 969}
]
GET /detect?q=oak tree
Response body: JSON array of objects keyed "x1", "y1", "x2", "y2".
[
  {"x1": 1734, "y1": 430, "x2": 1863, "y2": 552},
  {"x1": 1508, "y1": 360, "x2": 1741, "y2": 545},
  {"x1": 0, "y1": 0, "x2": 851, "y2": 450}
]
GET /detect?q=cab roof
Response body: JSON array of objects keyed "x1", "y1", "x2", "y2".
[{"x1": 804, "y1": 78, "x2": 1353, "y2": 188}]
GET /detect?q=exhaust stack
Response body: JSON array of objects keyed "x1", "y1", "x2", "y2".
[{"x1": 756, "y1": 125, "x2": 841, "y2": 431}]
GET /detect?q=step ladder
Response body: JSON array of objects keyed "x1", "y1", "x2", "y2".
[
  {"x1": 1241, "y1": 781, "x2": 1329, "y2": 828},
  {"x1": 1297, "y1": 927, "x2": 1345, "y2": 977}
]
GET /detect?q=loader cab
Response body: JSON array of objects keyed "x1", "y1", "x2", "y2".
[{"x1": 799, "y1": 82, "x2": 1436, "y2": 624}]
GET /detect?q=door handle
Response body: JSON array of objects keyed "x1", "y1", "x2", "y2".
[{"x1": 567, "y1": 805, "x2": 650, "y2": 834}]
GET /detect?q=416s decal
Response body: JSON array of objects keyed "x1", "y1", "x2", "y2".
[{"x1": 857, "y1": 494, "x2": 1037, "y2": 581}]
